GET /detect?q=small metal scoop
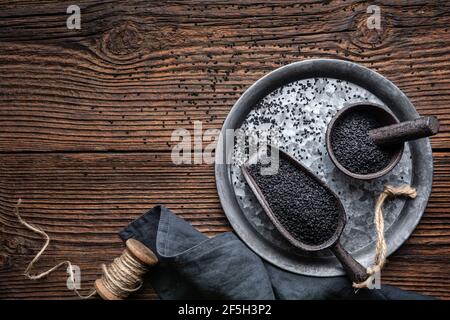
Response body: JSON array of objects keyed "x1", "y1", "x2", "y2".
[
  {"x1": 241, "y1": 147, "x2": 368, "y2": 283},
  {"x1": 326, "y1": 102, "x2": 440, "y2": 180}
]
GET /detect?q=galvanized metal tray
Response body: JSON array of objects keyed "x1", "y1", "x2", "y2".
[{"x1": 215, "y1": 59, "x2": 433, "y2": 277}]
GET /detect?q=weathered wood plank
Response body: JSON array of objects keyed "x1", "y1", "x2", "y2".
[
  {"x1": 1, "y1": 0, "x2": 449, "y2": 300},
  {"x1": 0, "y1": 152, "x2": 449, "y2": 299},
  {"x1": 0, "y1": 1, "x2": 449, "y2": 152}
]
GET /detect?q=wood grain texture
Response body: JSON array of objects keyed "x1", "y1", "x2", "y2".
[
  {"x1": 0, "y1": 0, "x2": 449, "y2": 151},
  {"x1": 0, "y1": 0, "x2": 449, "y2": 299},
  {"x1": 0, "y1": 152, "x2": 449, "y2": 299}
]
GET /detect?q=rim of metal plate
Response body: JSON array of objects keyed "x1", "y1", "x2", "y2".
[{"x1": 214, "y1": 59, "x2": 433, "y2": 277}]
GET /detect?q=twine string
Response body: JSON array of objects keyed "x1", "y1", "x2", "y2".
[
  {"x1": 353, "y1": 185, "x2": 417, "y2": 289},
  {"x1": 13, "y1": 199, "x2": 148, "y2": 299},
  {"x1": 101, "y1": 250, "x2": 148, "y2": 298}
]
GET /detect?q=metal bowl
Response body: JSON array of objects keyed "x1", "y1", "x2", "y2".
[
  {"x1": 215, "y1": 59, "x2": 433, "y2": 276},
  {"x1": 325, "y1": 102, "x2": 404, "y2": 180}
]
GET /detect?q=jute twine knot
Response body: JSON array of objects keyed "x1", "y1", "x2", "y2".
[
  {"x1": 353, "y1": 185, "x2": 417, "y2": 289},
  {"x1": 13, "y1": 199, "x2": 148, "y2": 299}
]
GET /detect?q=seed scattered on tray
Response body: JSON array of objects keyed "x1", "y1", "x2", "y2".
[
  {"x1": 330, "y1": 111, "x2": 397, "y2": 175},
  {"x1": 248, "y1": 157, "x2": 340, "y2": 246},
  {"x1": 231, "y1": 78, "x2": 412, "y2": 253}
]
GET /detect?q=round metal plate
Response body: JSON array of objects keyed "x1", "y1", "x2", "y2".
[{"x1": 215, "y1": 59, "x2": 433, "y2": 277}]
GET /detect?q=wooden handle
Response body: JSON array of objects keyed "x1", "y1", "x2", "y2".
[
  {"x1": 94, "y1": 239, "x2": 158, "y2": 300},
  {"x1": 331, "y1": 242, "x2": 368, "y2": 284},
  {"x1": 368, "y1": 116, "x2": 440, "y2": 146}
]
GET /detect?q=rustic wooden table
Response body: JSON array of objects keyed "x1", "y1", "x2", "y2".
[{"x1": 0, "y1": 1, "x2": 449, "y2": 299}]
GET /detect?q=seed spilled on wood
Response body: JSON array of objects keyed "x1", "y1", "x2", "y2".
[
  {"x1": 248, "y1": 156, "x2": 340, "y2": 246},
  {"x1": 331, "y1": 111, "x2": 397, "y2": 175}
]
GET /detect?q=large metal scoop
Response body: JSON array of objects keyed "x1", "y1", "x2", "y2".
[{"x1": 241, "y1": 147, "x2": 368, "y2": 283}]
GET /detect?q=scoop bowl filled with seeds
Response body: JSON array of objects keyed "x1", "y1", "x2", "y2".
[
  {"x1": 241, "y1": 147, "x2": 369, "y2": 283},
  {"x1": 326, "y1": 102, "x2": 439, "y2": 180}
]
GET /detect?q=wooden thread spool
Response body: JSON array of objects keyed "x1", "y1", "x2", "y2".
[
  {"x1": 13, "y1": 199, "x2": 158, "y2": 300},
  {"x1": 94, "y1": 239, "x2": 158, "y2": 300}
]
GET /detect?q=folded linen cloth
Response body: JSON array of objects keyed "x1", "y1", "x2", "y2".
[{"x1": 119, "y1": 205, "x2": 432, "y2": 300}]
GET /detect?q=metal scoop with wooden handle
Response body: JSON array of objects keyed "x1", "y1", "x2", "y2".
[{"x1": 241, "y1": 147, "x2": 369, "y2": 284}]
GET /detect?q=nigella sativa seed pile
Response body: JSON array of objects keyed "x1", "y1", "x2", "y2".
[
  {"x1": 248, "y1": 157, "x2": 340, "y2": 246},
  {"x1": 331, "y1": 111, "x2": 397, "y2": 175}
]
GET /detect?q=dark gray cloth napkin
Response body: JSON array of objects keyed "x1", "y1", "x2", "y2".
[{"x1": 119, "y1": 205, "x2": 432, "y2": 300}]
